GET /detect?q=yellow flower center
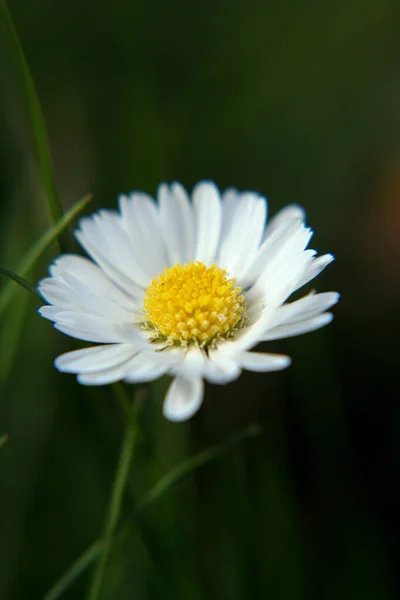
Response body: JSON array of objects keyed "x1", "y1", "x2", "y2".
[{"x1": 143, "y1": 262, "x2": 246, "y2": 347}]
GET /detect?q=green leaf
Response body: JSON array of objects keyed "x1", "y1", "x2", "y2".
[
  {"x1": 42, "y1": 423, "x2": 262, "y2": 600},
  {"x1": 0, "y1": 193, "x2": 92, "y2": 314},
  {"x1": 0, "y1": 434, "x2": 8, "y2": 449}
]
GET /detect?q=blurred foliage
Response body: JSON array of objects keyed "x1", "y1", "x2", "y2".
[{"x1": 1, "y1": 0, "x2": 400, "y2": 598}]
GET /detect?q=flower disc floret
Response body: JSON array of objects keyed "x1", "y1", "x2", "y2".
[{"x1": 143, "y1": 262, "x2": 246, "y2": 347}]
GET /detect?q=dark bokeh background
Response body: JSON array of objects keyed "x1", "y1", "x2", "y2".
[{"x1": 1, "y1": 0, "x2": 400, "y2": 598}]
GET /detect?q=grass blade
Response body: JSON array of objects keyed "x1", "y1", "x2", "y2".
[
  {"x1": 0, "y1": 1, "x2": 67, "y2": 247},
  {"x1": 136, "y1": 423, "x2": 262, "y2": 511},
  {"x1": 0, "y1": 267, "x2": 41, "y2": 299},
  {"x1": 42, "y1": 423, "x2": 262, "y2": 600},
  {"x1": 0, "y1": 289, "x2": 30, "y2": 386},
  {"x1": 85, "y1": 387, "x2": 145, "y2": 600},
  {"x1": 43, "y1": 542, "x2": 102, "y2": 600},
  {"x1": 0, "y1": 193, "x2": 92, "y2": 314}
]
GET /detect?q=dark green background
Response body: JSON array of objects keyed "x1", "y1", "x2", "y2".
[{"x1": 1, "y1": 0, "x2": 399, "y2": 598}]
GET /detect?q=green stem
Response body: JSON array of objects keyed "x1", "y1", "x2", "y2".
[
  {"x1": 43, "y1": 423, "x2": 262, "y2": 600},
  {"x1": 86, "y1": 387, "x2": 142, "y2": 600},
  {"x1": 0, "y1": 1, "x2": 68, "y2": 250},
  {"x1": 112, "y1": 382, "x2": 136, "y2": 425}
]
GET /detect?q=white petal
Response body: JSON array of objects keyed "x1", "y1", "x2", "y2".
[
  {"x1": 53, "y1": 312, "x2": 144, "y2": 344},
  {"x1": 46, "y1": 254, "x2": 138, "y2": 312},
  {"x1": 119, "y1": 192, "x2": 167, "y2": 278},
  {"x1": 256, "y1": 222, "x2": 312, "y2": 285},
  {"x1": 192, "y1": 181, "x2": 222, "y2": 264},
  {"x1": 39, "y1": 271, "x2": 141, "y2": 332},
  {"x1": 75, "y1": 351, "x2": 161, "y2": 385},
  {"x1": 261, "y1": 313, "x2": 334, "y2": 341},
  {"x1": 94, "y1": 211, "x2": 152, "y2": 286},
  {"x1": 124, "y1": 366, "x2": 167, "y2": 383},
  {"x1": 38, "y1": 280, "x2": 75, "y2": 310},
  {"x1": 38, "y1": 282, "x2": 133, "y2": 321},
  {"x1": 55, "y1": 344, "x2": 137, "y2": 373},
  {"x1": 174, "y1": 346, "x2": 241, "y2": 385},
  {"x1": 175, "y1": 347, "x2": 206, "y2": 376},
  {"x1": 76, "y1": 357, "x2": 135, "y2": 385},
  {"x1": 49, "y1": 254, "x2": 95, "y2": 280},
  {"x1": 77, "y1": 370, "x2": 124, "y2": 385},
  {"x1": 214, "y1": 305, "x2": 276, "y2": 356},
  {"x1": 263, "y1": 204, "x2": 305, "y2": 239},
  {"x1": 241, "y1": 220, "x2": 312, "y2": 289},
  {"x1": 219, "y1": 188, "x2": 239, "y2": 241},
  {"x1": 294, "y1": 254, "x2": 335, "y2": 291},
  {"x1": 39, "y1": 305, "x2": 62, "y2": 320},
  {"x1": 233, "y1": 195, "x2": 268, "y2": 277},
  {"x1": 217, "y1": 192, "x2": 267, "y2": 277},
  {"x1": 248, "y1": 248, "x2": 317, "y2": 309},
  {"x1": 124, "y1": 349, "x2": 183, "y2": 383},
  {"x1": 75, "y1": 216, "x2": 146, "y2": 296},
  {"x1": 203, "y1": 352, "x2": 241, "y2": 384},
  {"x1": 163, "y1": 375, "x2": 204, "y2": 422},
  {"x1": 60, "y1": 273, "x2": 135, "y2": 318},
  {"x1": 271, "y1": 291, "x2": 339, "y2": 327},
  {"x1": 239, "y1": 352, "x2": 292, "y2": 372},
  {"x1": 159, "y1": 182, "x2": 194, "y2": 265}
]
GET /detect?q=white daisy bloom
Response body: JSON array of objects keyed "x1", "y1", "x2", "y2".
[{"x1": 38, "y1": 181, "x2": 339, "y2": 422}]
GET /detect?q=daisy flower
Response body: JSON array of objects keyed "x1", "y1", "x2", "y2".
[{"x1": 38, "y1": 182, "x2": 339, "y2": 422}]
